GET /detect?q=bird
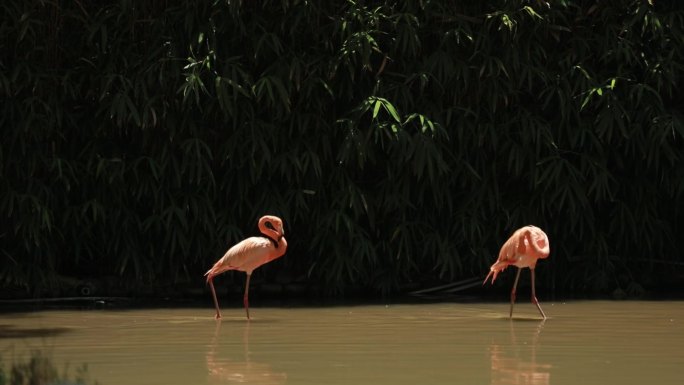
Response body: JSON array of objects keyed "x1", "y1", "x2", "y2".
[
  {"x1": 205, "y1": 215, "x2": 288, "y2": 320},
  {"x1": 483, "y1": 225, "x2": 550, "y2": 320}
]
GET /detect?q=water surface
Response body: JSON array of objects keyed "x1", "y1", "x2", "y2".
[{"x1": 1, "y1": 301, "x2": 682, "y2": 384}]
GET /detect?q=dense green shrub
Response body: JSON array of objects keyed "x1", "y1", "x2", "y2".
[
  {"x1": 1, "y1": 0, "x2": 682, "y2": 297},
  {"x1": 0, "y1": 351, "x2": 95, "y2": 385}
]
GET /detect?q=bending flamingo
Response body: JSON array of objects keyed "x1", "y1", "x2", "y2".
[
  {"x1": 205, "y1": 215, "x2": 287, "y2": 320},
  {"x1": 483, "y1": 225, "x2": 550, "y2": 320}
]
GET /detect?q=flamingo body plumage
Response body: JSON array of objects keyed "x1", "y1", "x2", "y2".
[{"x1": 205, "y1": 215, "x2": 287, "y2": 320}]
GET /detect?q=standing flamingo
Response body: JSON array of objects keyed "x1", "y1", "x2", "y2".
[
  {"x1": 483, "y1": 225, "x2": 550, "y2": 320},
  {"x1": 205, "y1": 215, "x2": 288, "y2": 320}
]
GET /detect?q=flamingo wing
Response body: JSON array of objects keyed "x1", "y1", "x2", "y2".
[
  {"x1": 205, "y1": 237, "x2": 274, "y2": 279},
  {"x1": 484, "y1": 228, "x2": 527, "y2": 284}
]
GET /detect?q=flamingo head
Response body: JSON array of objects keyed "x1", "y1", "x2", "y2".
[{"x1": 262, "y1": 215, "x2": 285, "y2": 240}]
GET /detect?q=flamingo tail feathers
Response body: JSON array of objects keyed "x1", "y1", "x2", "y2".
[{"x1": 483, "y1": 269, "x2": 497, "y2": 285}]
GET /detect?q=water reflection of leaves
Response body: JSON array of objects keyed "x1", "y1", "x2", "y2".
[
  {"x1": 489, "y1": 321, "x2": 552, "y2": 385},
  {"x1": 206, "y1": 321, "x2": 287, "y2": 384}
]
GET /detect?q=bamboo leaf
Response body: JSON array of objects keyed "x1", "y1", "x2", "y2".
[
  {"x1": 383, "y1": 101, "x2": 401, "y2": 123},
  {"x1": 372, "y1": 99, "x2": 382, "y2": 119}
]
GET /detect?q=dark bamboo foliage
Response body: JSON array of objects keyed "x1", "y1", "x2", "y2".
[{"x1": 1, "y1": 0, "x2": 682, "y2": 297}]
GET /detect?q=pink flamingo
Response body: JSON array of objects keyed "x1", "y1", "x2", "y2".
[
  {"x1": 483, "y1": 225, "x2": 550, "y2": 320},
  {"x1": 205, "y1": 215, "x2": 288, "y2": 320}
]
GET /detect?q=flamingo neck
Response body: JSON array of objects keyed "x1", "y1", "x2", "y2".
[
  {"x1": 275, "y1": 236, "x2": 287, "y2": 257},
  {"x1": 260, "y1": 232, "x2": 287, "y2": 258},
  {"x1": 262, "y1": 234, "x2": 278, "y2": 248},
  {"x1": 524, "y1": 229, "x2": 550, "y2": 258}
]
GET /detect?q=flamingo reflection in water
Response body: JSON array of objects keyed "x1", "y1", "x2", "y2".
[
  {"x1": 489, "y1": 321, "x2": 551, "y2": 385},
  {"x1": 206, "y1": 321, "x2": 287, "y2": 384}
]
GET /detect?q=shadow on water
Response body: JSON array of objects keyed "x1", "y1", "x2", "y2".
[
  {"x1": 206, "y1": 320, "x2": 287, "y2": 384},
  {"x1": 0, "y1": 324, "x2": 71, "y2": 339},
  {"x1": 489, "y1": 319, "x2": 551, "y2": 385}
]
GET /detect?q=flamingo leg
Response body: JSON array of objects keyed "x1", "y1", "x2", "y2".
[
  {"x1": 530, "y1": 268, "x2": 547, "y2": 320},
  {"x1": 243, "y1": 273, "x2": 252, "y2": 320},
  {"x1": 208, "y1": 278, "x2": 222, "y2": 320},
  {"x1": 509, "y1": 268, "x2": 522, "y2": 319}
]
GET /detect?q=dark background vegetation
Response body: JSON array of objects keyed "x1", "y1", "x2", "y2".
[{"x1": 1, "y1": 0, "x2": 683, "y2": 301}]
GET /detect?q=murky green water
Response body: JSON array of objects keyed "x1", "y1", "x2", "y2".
[{"x1": 1, "y1": 301, "x2": 682, "y2": 384}]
